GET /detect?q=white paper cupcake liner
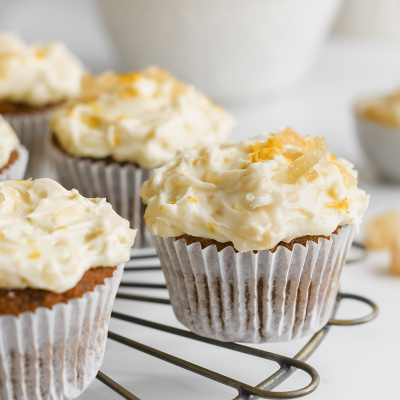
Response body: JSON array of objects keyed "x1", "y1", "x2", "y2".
[
  {"x1": 0, "y1": 264, "x2": 124, "y2": 400},
  {"x1": 153, "y1": 225, "x2": 355, "y2": 343},
  {"x1": 0, "y1": 145, "x2": 29, "y2": 181},
  {"x1": 47, "y1": 135, "x2": 153, "y2": 249},
  {"x1": 3, "y1": 112, "x2": 55, "y2": 180}
]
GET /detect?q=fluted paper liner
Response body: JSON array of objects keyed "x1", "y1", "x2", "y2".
[
  {"x1": 3, "y1": 112, "x2": 55, "y2": 179},
  {"x1": 153, "y1": 225, "x2": 355, "y2": 343},
  {"x1": 47, "y1": 135, "x2": 153, "y2": 249},
  {"x1": 0, "y1": 145, "x2": 29, "y2": 181},
  {"x1": 0, "y1": 264, "x2": 124, "y2": 400}
]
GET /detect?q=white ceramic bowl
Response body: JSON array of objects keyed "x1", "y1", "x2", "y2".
[
  {"x1": 355, "y1": 101, "x2": 400, "y2": 182},
  {"x1": 97, "y1": 0, "x2": 342, "y2": 104}
]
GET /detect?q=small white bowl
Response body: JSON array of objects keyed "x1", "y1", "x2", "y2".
[{"x1": 355, "y1": 100, "x2": 400, "y2": 182}]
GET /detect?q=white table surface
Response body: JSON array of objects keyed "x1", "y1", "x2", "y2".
[{"x1": 76, "y1": 35, "x2": 400, "y2": 400}]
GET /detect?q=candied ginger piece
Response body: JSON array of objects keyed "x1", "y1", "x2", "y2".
[
  {"x1": 390, "y1": 233, "x2": 400, "y2": 276},
  {"x1": 365, "y1": 209, "x2": 400, "y2": 250},
  {"x1": 282, "y1": 150, "x2": 303, "y2": 162},
  {"x1": 330, "y1": 160, "x2": 358, "y2": 188},
  {"x1": 326, "y1": 197, "x2": 350, "y2": 213},
  {"x1": 280, "y1": 127, "x2": 305, "y2": 147},
  {"x1": 304, "y1": 136, "x2": 328, "y2": 153},
  {"x1": 304, "y1": 168, "x2": 319, "y2": 183},
  {"x1": 285, "y1": 150, "x2": 324, "y2": 184}
]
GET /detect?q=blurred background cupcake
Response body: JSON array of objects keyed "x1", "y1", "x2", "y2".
[
  {"x1": 48, "y1": 66, "x2": 234, "y2": 248},
  {"x1": 0, "y1": 115, "x2": 28, "y2": 180},
  {"x1": 0, "y1": 33, "x2": 84, "y2": 179}
]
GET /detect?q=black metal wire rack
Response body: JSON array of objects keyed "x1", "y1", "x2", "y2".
[{"x1": 95, "y1": 243, "x2": 378, "y2": 400}]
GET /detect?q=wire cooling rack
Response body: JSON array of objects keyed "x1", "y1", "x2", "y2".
[{"x1": 95, "y1": 243, "x2": 378, "y2": 400}]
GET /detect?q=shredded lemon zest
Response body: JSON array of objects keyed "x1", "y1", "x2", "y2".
[
  {"x1": 188, "y1": 196, "x2": 197, "y2": 204},
  {"x1": 232, "y1": 204, "x2": 250, "y2": 217},
  {"x1": 208, "y1": 222, "x2": 216, "y2": 233}
]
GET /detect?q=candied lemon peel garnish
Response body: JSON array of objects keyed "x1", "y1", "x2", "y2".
[{"x1": 248, "y1": 128, "x2": 358, "y2": 187}]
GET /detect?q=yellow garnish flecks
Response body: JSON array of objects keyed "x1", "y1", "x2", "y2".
[
  {"x1": 188, "y1": 196, "x2": 197, "y2": 204},
  {"x1": 118, "y1": 87, "x2": 139, "y2": 99},
  {"x1": 326, "y1": 197, "x2": 350, "y2": 213},
  {"x1": 86, "y1": 230, "x2": 103, "y2": 241},
  {"x1": 35, "y1": 49, "x2": 45, "y2": 59},
  {"x1": 28, "y1": 241, "x2": 41, "y2": 259},
  {"x1": 114, "y1": 135, "x2": 121, "y2": 147},
  {"x1": 159, "y1": 205, "x2": 164, "y2": 211},
  {"x1": 56, "y1": 226, "x2": 67, "y2": 230},
  {"x1": 118, "y1": 72, "x2": 142, "y2": 84},
  {"x1": 208, "y1": 223, "x2": 216, "y2": 233},
  {"x1": 16, "y1": 178, "x2": 33, "y2": 182},
  {"x1": 81, "y1": 115, "x2": 101, "y2": 129},
  {"x1": 232, "y1": 204, "x2": 250, "y2": 217}
]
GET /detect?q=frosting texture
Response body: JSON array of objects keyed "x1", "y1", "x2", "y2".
[
  {"x1": 0, "y1": 178, "x2": 136, "y2": 292},
  {"x1": 50, "y1": 67, "x2": 234, "y2": 168},
  {"x1": 0, "y1": 115, "x2": 19, "y2": 169},
  {"x1": 0, "y1": 33, "x2": 84, "y2": 106},
  {"x1": 140, "y1": 128, "x2": 369, "y2": 252}
]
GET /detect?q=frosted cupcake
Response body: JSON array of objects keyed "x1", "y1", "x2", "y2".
[
  {"x1": 48, "y1": 66, "x2": 234, "y2": 248},
  {"x1": 0, "y1": 178, "x2": 136, "y2": 399},
  {"x1": 0, "y1": 33, "x2": 84, "y2": 178},
  {"x1": 0, "y1": 115, "x2": 28, "y2": 180},
  {"x1": 140, "y1": 128, "x2": 369, "y2": 343}
]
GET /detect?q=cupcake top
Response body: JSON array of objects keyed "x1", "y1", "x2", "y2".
[
  {"x1": 140, "y1": 128, "x2": 369, "y2": 252},
  {"x1": 357, "y1": 89, "x2": 400, "y2": 128},
  {"x1": 0, "y1": 33, "x2": 84, "y2": 107},
  {"x1": 50, "y1": 66, "x2": 235, "y2": 169},
  {"x1": 0, "y1": 178, "x2": 136, "y2": 293},
  {"x1": 0, "y1": 115, "x2": 20, "y2": 169}
]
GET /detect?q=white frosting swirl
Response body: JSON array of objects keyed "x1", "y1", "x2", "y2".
[
  {"x1": 0, "y1": 115, "x2": 19, "y2": 169},
  {"x1": 0, "y1": 33, "x2": 84, "y2": 106},
  {"x1": 50, "y1": 67, "x2": 234, "y2": 168},
  {"x1": 0, "y1": 178, "x2": 136, "y2": 292},
  {"x1": 140, "y1": 129, "x2": 369, "y2": 252}
]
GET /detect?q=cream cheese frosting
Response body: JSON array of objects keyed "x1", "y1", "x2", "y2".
[
  {"x1": 0, "y1": 33, "x2": 84, "y2": 106},
  {"x1": 140, "y1": 128, "x2": 369, "y2": 252},
  {"x1": 50, "y1": 66, "x2": 235, "y2": 168},
  {"x1": 0, "y1": 115, "x2": 19, "y2": 169},
  {"x1": 0, "y1": 178, "x2": 136, "y2": 292}
]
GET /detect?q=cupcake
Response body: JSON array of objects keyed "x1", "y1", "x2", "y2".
[
  {"x1": 140, "y1": 128, "x2": 369, "y2": 343},
  {"x1": 0, "y1": 178, "x2": 136, "y2": 399},
  {"x1": 0, "y1": 115, "x2": 28, "y2": 180},
  {"x1": 0, "y1": 33, "x2": 84, "y2": 179},
  {"x1": 48, "y1": 66, "x2": 234, "y2": 248}
]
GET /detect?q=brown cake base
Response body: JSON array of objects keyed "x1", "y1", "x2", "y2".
[
  {"x1": 0, "y1": 149, "x2": 19, "y2": 174},
  {"x1": 0, "y1": 100, "x2": 65, "y2": 115},
  {"x1": 176, "y1": 226, "x2": 340, "y2": 253},
  {"x1": 0, "y1": 266, "x2": 117, "y2": 316}
]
